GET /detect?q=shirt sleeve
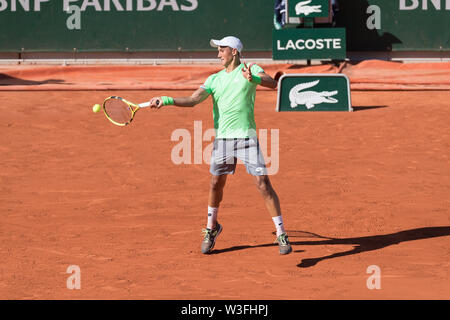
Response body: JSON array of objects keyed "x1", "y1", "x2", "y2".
[
  {"x1": 250, "y1": 64, "x2": 264, "y2": 76},
  {"x1": 200, "y1": 74, "x2": 215, "y2": 93}
]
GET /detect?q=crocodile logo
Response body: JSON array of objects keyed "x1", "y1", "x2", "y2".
[
  {"x1": 289, "y1": 80, "x2": 338, "y2": 109},
  {"x1": 295, "y1": 0, "x2": 322, "y2": 16}
]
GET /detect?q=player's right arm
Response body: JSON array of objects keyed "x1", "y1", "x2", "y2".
[{"x1": 149, "y1": 87, "x2": 210, "y2": 109}]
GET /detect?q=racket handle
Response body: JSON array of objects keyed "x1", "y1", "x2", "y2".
[
  {"x1": 139, "y1": 99, "x2": 161, "y2": 108},
  {"x1": 139, "y1": 102, "x2": 151, "y2": 108}
]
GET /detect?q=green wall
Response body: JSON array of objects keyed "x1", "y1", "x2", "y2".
[
  {"x1": 0, "y1": 0, "x2": 273, "y2": 52},
  {"x1": 0, "y1": 0, "x2": 448, "y2": 52},
  {"x1": 335, "y1": 0, "x2": 449, "y2": 51}
]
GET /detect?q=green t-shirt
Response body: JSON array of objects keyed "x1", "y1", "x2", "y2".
[{"x1": 201, "y1": 63, "x2": 264, "y2": 138}]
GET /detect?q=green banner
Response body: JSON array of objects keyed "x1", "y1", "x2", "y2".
[
  {"x1": 0, "y1": 1, "x2": 448, "y2": 53},
  {"x1": 0, "y1": 0, "x2": 273, "y2": 52},
  {"x1": 336, "y1": 0, "x2": 450, "y2": 51},
  {"x1": 287, "y1": 0, "x2": 330, "y2": 18},
  {"x1": 273, "y1": 28, "x2": 346, "y2": 60},
  {"x1": 277, "y1": 74, "x2": 352, "y2": 112}
]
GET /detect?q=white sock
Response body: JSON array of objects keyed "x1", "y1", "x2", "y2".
[
  {"x1": 272, "y1": 215, "x2": 286, "y2": 237},
  {"x1": 207, "y1": 206, "x2": 218, "y2": 230}
]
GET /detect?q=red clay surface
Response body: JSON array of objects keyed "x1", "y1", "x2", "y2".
[
  {"x1": 1, "y1": 60, "x2": 450, "y2": 91},
  {"x1": 0, "y1": 74, "x2": 449, "y2": 299},
  {"x1": 0, "y1": 61, "x2": 450, "y2": 299}
]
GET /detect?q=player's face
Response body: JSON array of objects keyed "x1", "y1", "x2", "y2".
[{"x1": 218, "y1": 46, "x2": 235, "y2": 67}]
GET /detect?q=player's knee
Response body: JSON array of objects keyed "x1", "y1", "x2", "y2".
[
  {"x1": 255, "y1": 176, "x2": 272, "y2": 197},
  {"x1": 210, "y1": 175, "x2": 226, "y2": 191}
]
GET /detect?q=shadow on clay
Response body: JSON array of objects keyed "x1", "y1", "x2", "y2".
[
  {"x1": 351, "y1": 105, "x2": 388, "y2": 112},
  {"x1": 0, "y1": 74, "x2": 69, "y2": 86},
  {"x1": 211, "y1": 226, "x2": 450, "y2": 268}
]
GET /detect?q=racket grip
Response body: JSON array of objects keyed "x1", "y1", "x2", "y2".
[
  {"x1": 139, "y1": 102, "x2": 151, "y2": 108},
  {"x1": 139, "y1": 99, "x2": 161, "y2": 108}
]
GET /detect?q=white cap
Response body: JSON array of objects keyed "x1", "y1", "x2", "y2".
[{"x1": 210, "y1": 36, "x2": 243, "y2": 54}]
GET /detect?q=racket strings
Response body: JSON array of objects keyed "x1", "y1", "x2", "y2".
[{"x1": 104, "y1": 99, "x2": 133, "y2": 125}]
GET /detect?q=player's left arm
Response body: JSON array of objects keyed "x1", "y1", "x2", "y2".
[
  {"x1": 256, "y1": 71, "x2": 278, "y2": 89},
  {"x1": 242, "y1": 63, "x2": 278, "y2": 89}
]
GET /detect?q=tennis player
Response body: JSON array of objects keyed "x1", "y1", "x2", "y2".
[{"x1": 149, "y1": 36, "x2": 292, "y2": 255}]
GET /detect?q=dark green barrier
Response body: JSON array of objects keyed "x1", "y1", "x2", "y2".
[
  {"x1": 0, "y1": 0, "x2": 274, "y2": 52},
  {"x1": 336, "y1": 0, "x2": 449, "y2": 51},
  {"x1": 0, "y1": 0, "x2": 448, "y2": 53}
]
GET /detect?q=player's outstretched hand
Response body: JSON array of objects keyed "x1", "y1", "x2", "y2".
[
  {"x1": 241, "y1": 62, "x2": 255, "y2": 82},
  {"x1": 149, "y1": 97, "x2": 163, "y2": 109}
]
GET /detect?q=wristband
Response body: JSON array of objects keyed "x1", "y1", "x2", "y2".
[
  {"x1": 251, "y1": 75, "x2": 262, "y2": 85},
  {"x1": 161, "y1": 96, "x2": 174, "y2": 106}
]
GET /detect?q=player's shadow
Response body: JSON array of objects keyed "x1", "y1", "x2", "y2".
[
  {"x1": 0, "y1": 74, "x2": 67, "y2": 86},
  {"x1": 212, "y1": 226, "x2": 450, "y2": 268}
]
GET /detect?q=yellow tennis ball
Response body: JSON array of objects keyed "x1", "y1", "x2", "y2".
[{"x1": 92, "y1": 104, "x2": 101, "y2": 113}]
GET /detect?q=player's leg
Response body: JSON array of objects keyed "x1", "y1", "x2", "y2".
[
  {"x1": 253, "y1": 174, "x2": 281, "y2": 218},
  {"x1": 207, "y1": 174, "x2": 228, "y2": 229},
  {"x1": 253, "y1": 175, "x2": 292, "y2": 255},
  {"x1": 201, "y1": 174, "x2": 227, "y2": 254},
  {"x1": 207, "y1": 139, "x2": 235, "y2": 229},
  {"x1": 238, "y1": 137, "x2": 292, "y2": 255},
  {"x1": 201, "y1": 139, "x2": 236, "y2": 254}
]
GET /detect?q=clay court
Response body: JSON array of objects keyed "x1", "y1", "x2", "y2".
[{"x1": 0, "y1": 62, "x2": 449, "y2": 299}]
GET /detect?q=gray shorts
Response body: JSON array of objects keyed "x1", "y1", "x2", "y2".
[{"x1": 210, "y1": 137, "x2": 268, "y2": 176}]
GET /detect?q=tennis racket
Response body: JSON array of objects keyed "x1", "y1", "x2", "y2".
[{"x1": 102, "y1": 96, "x2": 157, "y2": 126}]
